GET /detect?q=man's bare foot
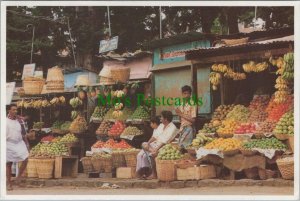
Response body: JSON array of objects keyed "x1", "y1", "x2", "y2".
[{"x1": 146, "y1": 174, "x2": 157, "y2": 180}]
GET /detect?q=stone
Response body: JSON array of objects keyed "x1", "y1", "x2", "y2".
[
  {"x1": 185, "y1": 180, "x2": 198, "y2": 187},
  {"x1": 142, "y1": 180, "x2": 160, "y2": 189},
  {"x1": 169, "y1": 181, "x2": 185, "y2": 189}
]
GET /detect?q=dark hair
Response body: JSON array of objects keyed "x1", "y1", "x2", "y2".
[
  {"x1": 161, "y1": 110, "x2": 173, "y2": 122},
  {"x1": 7, "y1": 104, "x2": 17, "y2": 111},
  {"x1": 150, "y1": 117, "x2": 160, "y2": 125},
  {"x1": 181, "y1": 85, "x2": 192, "y2": 94}
]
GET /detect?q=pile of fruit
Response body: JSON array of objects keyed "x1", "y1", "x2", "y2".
[
  {"x1": 225, "y1": 105, "x2": 250, "y2": 122},
  {"x1": 191, "y1": 133, "x2": 214, "y2": 147},
  {"x1": 69, "y1": 97, "x2": 83, "y2": 108},
  {"x1": 266, "y1": 95, "x2": 293, "y2": 122},
  {"x1": 243, "y1": 137, "x2": 287, "y2": 150},
  {"x1": 69, "y1": 115, "x2": 87, "y2": 133},
  {"x1": 255, "y1": 121, "x2": 276, "y2": 134},
  {"x1": 30, "y1": 142, "x2": 69, "y2": 157},
  {"x1": 92, "y1": 106, "x2": 109, "y2": 119},
  {"x1": 248, "y1": 110, "x2": 268, "y2": 123},
  {"x1": 212, "y1": 104, "x2": 235, "y2": 121},
  {"x1": 217, "y1": 119, "x2": 239, "y2": 135},
  {"x1": 92, "y1": 139, "x2": 132, "y2": 149},
  {"x1": 108, "y1": 121, "x2": 125, "y2": 137},
  {"x1": 204, "y1": 138, "x2": 242, "y2": 151},
  {"x1": 121, "y1": 126, "x2": 143, "y2": 138},
  {"x1": 131, "y1": 106, "x2": 151, "y2": 120},
  {"x1": 282, "y1": 52, "x2": 294, "y2": 81},
  {"x1": 104, "y1": 108, "x2": 115, "y2": 119},
  {"x1": 198, "y1": 122, "x2": 219, "y2": 133},
  {"x1": 157, "y1": 144, "x2": 183, "y2": 160},
  {"x1": 59, "y1": 133, "x2": 78, "y2": 143},
  {"x1": 234, "y1": 123, "x2": 256, "y2": 134},
  {"x1": 33, "y1": 122, "x2": 44, "y2": 130},
  {"x1": 60, "y1": 121, "x2": 71, "y2": 131},
  {"x1": 116, "y1": 107, "x2": 134, "y2": 121},
  {"x1": 96, "y1": 120, "x2": 113, "y2": 135},
  {"x1": 248, "y1": 95, "x2": 269, "y2": 110},
  {"x1": 273, "y1": 110, "x2": 294, "y2": 135},
  {"x1": 41, "y1": 135, "x2": 55, "y2": 142}
]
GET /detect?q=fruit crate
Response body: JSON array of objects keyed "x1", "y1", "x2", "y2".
[{"x1": 54, "y1": 156, "x2": 78, "y2": 179}]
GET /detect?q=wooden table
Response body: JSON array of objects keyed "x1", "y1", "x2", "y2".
[{"x1": 54, "y1": 156, "x2": 78, "y2": 179}]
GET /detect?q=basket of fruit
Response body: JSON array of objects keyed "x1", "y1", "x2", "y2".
[
  {"x1": 276, "y1": 157, "x2": 294, "y2": 180},
  {"x1": 35, "y1": 158, "x2": 55, "y2": 179},
  {"x1": 274, "y1": 133, "x2": 289, "y2": 141},
  {"x1": 69, "y1": 116, "x2": 87, "y2": 134},
  {"x1": 59, "y1": 133, "x2": 79, "y2": 147},
  {"x1": 80, "y1": 157, "x2": 94, "y2": 173},
  {"x1": 124, "y1": 149, "x2": 140, "y2": 167},
  {"x1": 27, "y1": 158, "x2": 38, "y2": 178},
  {"x1": 112, "y1": 151, "x2": 126, "y2": 168},
  {"x1": 91, "y1": 154, "x2": 112, "y2": 173},
  {"x1": 258, "y1": 168, "x2": 278, "y2": 180}
]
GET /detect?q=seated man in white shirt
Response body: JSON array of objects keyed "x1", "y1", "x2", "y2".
[{"x1": 136, "y1": 111, "x2": 178, "y2": 179}]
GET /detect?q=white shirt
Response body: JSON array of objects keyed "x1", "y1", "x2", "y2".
[
  {"x1": 6, "y1": 118, "x2": 23, "y2": 142},
  {"x1": 153, "y1": 122, "x2": 178, "y2": 144}
]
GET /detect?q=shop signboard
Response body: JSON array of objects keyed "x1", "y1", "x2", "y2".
[
  {"x1": 99, "y1": 36, "x2": 118, "y2": 53},
  {"x1": 22, "y1": 63, "x2": 36, "y2": 80},
  {"x1": 6, "y1": 82, "x2": 16, "y2": 105}
]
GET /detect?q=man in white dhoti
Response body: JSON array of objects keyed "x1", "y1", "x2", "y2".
[{"x1": 6, "y1": 104, "x2": 29, "y2": 191}]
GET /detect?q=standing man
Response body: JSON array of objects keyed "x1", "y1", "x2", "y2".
[
  {"x1": 6, "y1": 104, "x2": 30, "y2": 191},
  {"x1": 175, "y1": 85, "x2": 197, "y2": 148}
]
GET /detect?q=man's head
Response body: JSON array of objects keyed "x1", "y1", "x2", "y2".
[
  {"x1": 7, "y1": 104, "x2": 18, "y2": 117},
  {"x1": 161, "y1": 110, "x2": 173, "y2": 125},
  {"x1": 150, "y1": 116, "x2": 160, "y2": 129},
  {"x1": 181, "y1": 85, "x2": 192, "y2": 99}
]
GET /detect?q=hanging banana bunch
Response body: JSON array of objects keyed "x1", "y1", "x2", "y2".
[
  {"x1": 282, "y1": 53, "x2": 294, "y2": 81},
  {"x1": 209, "y1": 72, "x2": 221, "y2": 90},
  {"x1": 211, "y1": 64, "x2": 228, "y2": 73},
  {"x1": 242, "y1": 61, "x2": 268, "y2": 73},
  {"x1": 274, "y1": 76, "x2": 291, "y2": 103}
]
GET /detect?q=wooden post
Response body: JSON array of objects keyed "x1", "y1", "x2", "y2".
[
  {"x1": 191, "y1": 63, "x2": 198, "y2": 114},
  {"x1": 220, "y1": 74, "x2": 225, "y2": 105}
]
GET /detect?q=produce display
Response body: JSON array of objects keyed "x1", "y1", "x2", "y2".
[
  {"x1": 198, "y1": 122, "x2": 219, "y2": 133},
  {"x1": 204, "y1": 138, "x2": 242, "y2": 151},
  {"x1": 92, "y1": 106, "x2": 109, "y2": 119},
  {"x1": 217, "y1": 119, "x2": 239, "y2": 135},
  {"x1": 92, "y1": 139, "x2": 132, "y2": 149},
  {"x1": 59, "y1": 133, "x2": 78, "y2": 143},
  {"x1": 130, "y1": 106, "x2": 151, "y2": 120},
  {"x1": 115, "y1": 107, "x2": 134, "y2": 121},
  {"x1": 41, "y1": 135, "x2": 55, "y2": 142},
  {"x1": 157, "y1": 144, "x2": 183, "y2": 160},
  {"x1": 96, "y1": 120, "x2": 113, "y2": 135},
  {"x1": 255, "y1": 121, "x2": 276, "y2": 134},
  {"x1": 69, "y1": 97, "x2": 83, "y2": 109},
  {"x1": 248, "y1": 110, "x2": 268, "y2": 123},
  {"x1": 273, "y1": 110, "x2": 294, "y2": 135},
  {"x1": 266, "y1": 95, "x2": 293, "y2": 122},
  {"x1": 191, "y1": 133, "x2": 214, "y2": 147},
  {"x1": 30, "y1": 142, "x2": 69, "y2": 157},
  {"x1": 108, "y1": 121, "x2": 125, "y2": 137},
  {"x1": 69, "y1": 115, "x2": 87, "y2": 133},
  {"x1": 243, "y1": 137, "x2": 287, "y2": 150},
  {"x1": 120, "y1": 126, "x2": 143, "y2": 138},
  {"x1": 234, "y1": 123, "x2": 256, "y2": 134},
  {"x1": 33, "y1": 122, "x2": 44, "y2": 130},
  {"x1": 212, "y1": 104, "x2": 235, "y2": 121},
  {"x1": 225, "y1": 105, "x2": 250, "y2": 122},
  {"x1": 248, "y1": 95, "x2": 269, "y2": 111}
]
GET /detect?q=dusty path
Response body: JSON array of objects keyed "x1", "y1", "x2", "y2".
[{"x1": 7, "y1": 186, "x2": 294, "y2": 195}]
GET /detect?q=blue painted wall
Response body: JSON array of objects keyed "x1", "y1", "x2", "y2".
[{"x1": 153, "y1": 40, "x2": 210, "y2": 66}]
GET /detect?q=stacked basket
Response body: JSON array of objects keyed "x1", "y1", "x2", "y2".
[
  {"x1": 23, "y1": 77, "x2": 45, "y2": 95},
  {"x1": 276, "y1": 157, "x2": 294, "y2": 180},
  {"x1": 46, "y1": 66, "x2": 64, "y2": 93},
  {"x1": 156, "y1": 158, "x2": 180, "y2": 182},
  {"x1": 35, "y1": 158, "x2": 55, "y2": 179}
]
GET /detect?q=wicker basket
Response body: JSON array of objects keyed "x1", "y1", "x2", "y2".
[
  {"x1": 23, "y1": 78, "x2": 45, "y2": 95},
  {"x1": 276, "y1": 157, "x2": 294, "y2": 180},
  {"x1": 274, "y1": 133, "x2": 289, "y2": 141},
  {"x1": 27, "y1": 158, "x2": 38, "y2": 178},
  {"x1": 111, "y1": 67, "x2": 130, "y2": 83},
  {"x1": 124, "y1": 151, "x2": 139, "y2": 167},
  {"x1": 156, "y1": 159, "x2": 179, "y2": 182},
  {"x1": 81, "y1": 157, "x2": 93, "y2": 173},
  {"x1": 91, "y1": 157, "x2": 112, "y2": 173},
  {"x1": 288, "y1": 135, "x2": 294, "y2": 153},
  {"x1": 258, "y1": 168, "x2": 277, "y2": 180},
  {"x1": 240, "y1": 149, "x2": 258, "y2": 157},
  {"x1": 112, "y1": 152, "x2": 126, "y2": 168},
  {"x1": 36, "y1": 158, "x2": 55, "y2": 179},
  {"x1": 221, "y1": 37, "x2": 249, "y2": 46}
]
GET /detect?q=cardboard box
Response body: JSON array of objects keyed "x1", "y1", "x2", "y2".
[
  {"x1": 196, "y1": 165, "x2": 216, "y2": 180},
  {"x1": 116, "y1": 167, "x2": 136, "y2": 179}
]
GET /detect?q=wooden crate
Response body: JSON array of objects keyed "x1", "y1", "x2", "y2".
[
  {"x1": 116, "y1": 167, "x2": 136, "y2": 179},
  {"x1": 176, "y1": 167, "x2": 196, "y2": 181},
  {"x1": 195, "y1": 165, "x2": 216, "y2": 180},
  {"x1": 54, "y1": 156, "x2": 78, "y2": 179}
]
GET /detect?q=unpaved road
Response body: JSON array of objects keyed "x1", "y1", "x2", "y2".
[{"x1": 7, "y1": 186, "x2": 294, "y2": 195}]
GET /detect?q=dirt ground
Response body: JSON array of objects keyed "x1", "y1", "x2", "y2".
[{"x1": 7, "y1": 186, "x2": 294, "y2": 195}]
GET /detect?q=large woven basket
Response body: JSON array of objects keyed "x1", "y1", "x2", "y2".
[
  {"x1": 156, "y1": 159, "x2": 180, "y2": 182},
  {"x1": 288, "y1": 135, "x2": 294, "y2": 153},
  {"x1": 276, "y1": 157, "x2": 294, "y2": 180},
  {"x1": 36, "y1": 158, "x2": 55, "y2": 179},
  {"x1": 81, "y1": 157, "x2": 93, "y2": 173},
  {"x1": 23, "y1": 79, "x2": 45, "y2": 95},
  {"x1": 91, "y1": 157, "x2": 112, "y2": 173},
  {"x1": 124, "y1": 151, "x2": 139, "y2": 167},
  {"x1": 274, "y1": 133, "x2": 289, "y2": 141},
  {"x1": 112, "y1": 152, "x2": 126, "y2": 168},
  {"x1": 221, "y1": 37, "x2": 249, "y2": 46},
  {"x1": 27, "y1": 158, "x2": 38, "y2": 178},
  {"x1": 111, "y1": 67, "x2": 130, "y2": 83}
]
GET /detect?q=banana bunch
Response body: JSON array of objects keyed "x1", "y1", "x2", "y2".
[
  {"x1": 33, "y1": 99, "x2": 43, "y2": 109},
  {"x1": 114, "y1": 103, "x2": 123, "y2": 110},
  {"x1": 269, "y1": 56, "x2": 285, "y2": 68},
  {"x1": 50, "y1": 97, "x2": 60, "y2": 105},
  {"x1": 17, "y1": 99, "x2": 25, "y2": 108},
  {"x1": 191, "y1": 133, "x2": 214, "y2": 147},
  {"x1": 17, "y1": 99, "x2": 51, "y2": 109},
  {"x1": 71, "y1": 110, "x2": 78, "y2": 120},
  {"x1": 243, "y1": 61, "x2": 268, "y2": 73},
  {"x1": 69, "y1": 97, "x2": 83, "y2": 109},
  {"x1": 112, "y1": 110, "x2": 123, "y2": 118},
  {"x1": 275, "y1": 76, "x2": 289, "y2": 90},
  {"x1": 42, "y1": 100, "x2": 50, "y2": 107},
  {"x1": 274, "y1": 90, "x2": 291, "y2": 103},
  {"x1": 209, "y1": 72, "x2": 221, "y2": 90},
  {"x1": 113, "y1": 90, "x2": 125, "y2": 98},
  {"x1": 224, "y1": 70, "x2": 246, "y2": 80},
  {"x1": 282, "y1": 52, "x2": 294, "y2": 81},
  {"x1": 211, "y1": 64, "x2": 228, "y2": 73}
]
